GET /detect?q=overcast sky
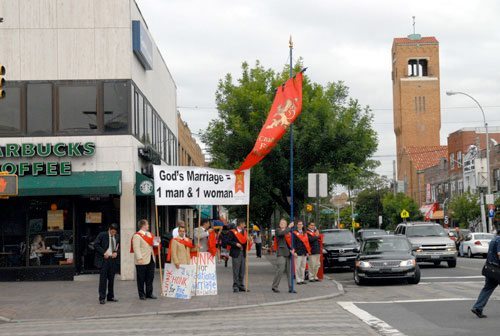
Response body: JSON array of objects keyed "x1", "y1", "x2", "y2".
[{"x1": 136, "y1": 0, "x2": 500, "y2": 178}]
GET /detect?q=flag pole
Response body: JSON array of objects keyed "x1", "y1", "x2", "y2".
[
  {"x1": 289, "y1": 35, "x2": 295, "y2": 293},
  {"x1": 194, "y1": 205, "x2": 202, "y2": 296},
  {"x1": 154, "y1": 206, "x2": 164, "y2": 296},
  {"x1": 245, "y1": 203, "x2": 250, "y2": 291}
]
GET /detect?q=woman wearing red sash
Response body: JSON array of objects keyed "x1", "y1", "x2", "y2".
[{"x1": 292, "y1": 221, "x2": 311, "y2": 284}]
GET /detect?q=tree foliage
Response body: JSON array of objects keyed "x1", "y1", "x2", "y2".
[
  {"x1": 448, "y1": 192, "x2": 481, "y2": 228},
  {"x1": 382, "y1": 193, "x2": 422, "y2": 230},
  {"x1": 201, "y1": 61, "x2": 378, "y2": 226},
  {"x1": 356, "y1": 188, "x2": 389, "y2": 228}
]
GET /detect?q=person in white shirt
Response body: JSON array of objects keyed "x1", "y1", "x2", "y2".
[{"x1": 194, "y1": 219, "x2": 211, "y2": 252}]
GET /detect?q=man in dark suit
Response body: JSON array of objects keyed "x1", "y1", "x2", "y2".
[
  {"x1": 227, "y1": 219, "x2": 250, "y2": 293},
  {"x1": 94, "y1": 223, "x2": 120, "y2": 304}
]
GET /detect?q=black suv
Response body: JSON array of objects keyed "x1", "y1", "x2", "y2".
[
  {"x1": 354, "y1": 235, "x2": 420, "y2": 285},
  {"x1": 322, "y1": 229, "x2": 359, "y2": 269}
]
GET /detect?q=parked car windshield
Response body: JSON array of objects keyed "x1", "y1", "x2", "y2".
[
  {"x1": 473, "y1": 233, "x2": 494, "y2": 240},
  {"x1": 362, "y1": 237, "x2": 411, "y2": 254},
  {"x1": 406, "y1": 225, "x2": 446, "y2": 237},
  {"x1": 323, "y1": 231, "x2": 356, "y2": 245}
]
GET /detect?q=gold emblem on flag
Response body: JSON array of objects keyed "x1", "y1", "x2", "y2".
[
  {"x1": 265, "y1": 98, "x2": 298, "y2": 130},
  {"x1": 235, "y1": 172, "x2": 245, "y2": 193}
]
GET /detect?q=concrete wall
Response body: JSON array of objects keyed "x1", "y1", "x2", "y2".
[{"x1": 0, "y1": 134, "x2": 143, "y2": 280}]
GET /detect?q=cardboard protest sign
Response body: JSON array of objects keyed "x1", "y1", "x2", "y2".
[
  {"x1": 162, "y1": 263, "x2": 195, "y2": 300},
  {"x1": 191, "y1": 252, "x2": 218, "y2": 296}
]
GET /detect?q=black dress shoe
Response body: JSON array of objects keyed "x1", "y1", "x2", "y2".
[
  {"x1": 233, "y1": 288, "x2": 239, "y2": 293},
  {"x1": 139, "y1": 296, "x2": 146, "y2": 300},
  {"x1": 146, "y1": 295, "x2": 158, "y2": 299},
  {"x1": 288, "y1": 289, "x2": 297, "y2": 293},
  {"x1": 239, "y1": 287, "x2": 249, "y2": 292},
  {"x1": 471, "y1": 308, "x2": 487, "y2": 318},
  {"x1": 99, "y1": 299, "x2": 106, "y2": 304},
  {"x1": 272, "y1": 288, "x2": 280, "y2": 293}
]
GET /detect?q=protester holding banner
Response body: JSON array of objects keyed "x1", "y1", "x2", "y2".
[
  {"x1": 194, "y1": 219, "x2": 211, "y2": 252},
  {"x1": 227, "y1": 219, "x2": 252, "y2": 293},
  {"x1": 272, "y1": 219, "x2": 296, "y2": 293},
  {"x1": 131, "y1": 219, "x2": 159, "y2": 300},
  {"x1": 167, "y1": 226, "x2": 194, "y2": 268},
  {"x1": 306, "y1": 221, "x2": 322, "y2": 282},
  {"x1": 172, "y1": 220, "x2": 186, "y2": 238},
  {"x1": 293, "y1": 221, "x2": 311, "y2": 285}
]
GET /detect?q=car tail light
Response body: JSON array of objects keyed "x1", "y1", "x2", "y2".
[{"x1": 474, "y1": 241, "x2": 481, "y2": 245}]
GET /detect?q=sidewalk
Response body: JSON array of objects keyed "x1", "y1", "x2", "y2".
[{"x1": 0, "y1": 252, "x2": 342, "y2": 322}]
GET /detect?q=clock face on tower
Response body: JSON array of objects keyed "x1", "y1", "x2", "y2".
[{"x1": 139, "y1": 180, "x2": 154, "y2": 195}]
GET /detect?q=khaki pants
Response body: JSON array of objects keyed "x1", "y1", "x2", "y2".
[
  {"x1": 295, "y1": 255, "x2": 307, "y2": 283},
  {"x1": 308, "y1": 254, "x2": 321, "y2": 280}
]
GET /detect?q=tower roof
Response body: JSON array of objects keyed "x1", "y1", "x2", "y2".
[{"x1": 393, "y1": 36, "x2": 438, "y2": 45}]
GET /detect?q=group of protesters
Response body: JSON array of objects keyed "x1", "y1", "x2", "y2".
[{"x1": 93, "y1": 217, "x2": 322, "y2": 304}]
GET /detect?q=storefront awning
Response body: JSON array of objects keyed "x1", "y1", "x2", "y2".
[{"x1": 19, "y1": 171, "x2": 122, "y2": 196}]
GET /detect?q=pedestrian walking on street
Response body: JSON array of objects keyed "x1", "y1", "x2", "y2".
[
  {"x1": 94, "y1": 223, "x2": 120, "y2": 304},
  {"x1": 272, "y1": 219, "x2": 296, "y2": 293},
  {"x1": 253, "y1": 227, "x2": 262, "y2": 258},
  {"x1": 293, "y1": 221, "x2": 311, "y2": 284},
  {"x1": 471, "y1": 228, "x2": 500, "y2": 318},
  {"x1": 307, "y1": 221, "x2": 322, "y2": 282},
  {"x1": 227, "y1": 219, "x2": 251, "y2": 292},
  {"x1": 131, "y1": 219, "x2": 160, "y2": 300}
]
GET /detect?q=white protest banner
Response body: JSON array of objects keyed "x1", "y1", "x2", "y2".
[
  {"x1": 162, "y1": 263, "x2": 195, "y2": 300},
  {"x1": 153, "y1": 166, "x2": 250, "y2": 205},
  {"x1": 191, "y1": 252, "x2": 218, "y2": 296}
]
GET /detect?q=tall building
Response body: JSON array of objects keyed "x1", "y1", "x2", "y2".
[
  {"x1": 392, "y1": 33, "x2": 444, "y2": 203},
  {"x1": 0, "y1": 0, "x2": 178, "y2": 281}
]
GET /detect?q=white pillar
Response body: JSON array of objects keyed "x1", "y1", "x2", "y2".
[{"x1": 119, "y1": 179, "x2": 136, "y2": 280}]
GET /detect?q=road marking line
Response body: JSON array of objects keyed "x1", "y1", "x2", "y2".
[
  {"x1": 351, "y1": 298, "x2": 474, "y2": 304},
  {"x1": 421, "y1": 275, "x2": 483, "y2": 280},
  {"x1": 419, "y1": 281, "x2": 484, "y2": 285},
  {"x1": 338, "y1": 301, "x2": 406, "y2": 336}
]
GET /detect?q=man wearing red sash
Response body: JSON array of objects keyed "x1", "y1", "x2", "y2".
[
  {"x1": 131, "y1": 219, "x2": 160, "y2": 300},
  {"x1": 292, "y1": 221, "x2": 311, "y2": 284},
  {"x1": 307, "y1": 221, "x2": 322, "y2": 282},
  {"x1": 167, "y1": 226, "x2": 194, "y2": 268},
  {"x1": 272, "y1": 219, "x2": 296, "y2": 293},
  {"x1": 227, "y1": 219, "x2": 252, "y2": 292}
]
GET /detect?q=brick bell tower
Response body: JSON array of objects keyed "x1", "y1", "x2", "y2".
[{"x1": 392, "y1": 30, "x2": 442, "y2": 188}]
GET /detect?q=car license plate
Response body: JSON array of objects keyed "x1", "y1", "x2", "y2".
[
  {"x1": 431, "y1": 255, "x2": 440, "y2": 259},
  {"x1": 338, "y1": 257, "x2": 347, "y2": 262}
]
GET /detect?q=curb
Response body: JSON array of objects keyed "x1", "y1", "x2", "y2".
[{"x1": 1, "y1": 277, "x2": 345, "y2": 323}]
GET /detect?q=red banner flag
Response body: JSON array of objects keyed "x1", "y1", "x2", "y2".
[{"x1": 236, "y1": 72, "x2": 304, "y2": 172}]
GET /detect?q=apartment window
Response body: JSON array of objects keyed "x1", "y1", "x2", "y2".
[
  {"x1": 58, "y1": 85, "x2": 98, "y2": 133},
  {"x1": 0, "y1": 86, "x2": 22, "y2": 133},
  {"x1": 457, "y1": 151, "x2": 462, "y2": 168},
  {"x1": 104, "y1": 82, "x2": 129, "y2": 134},
  {"x1": 27, "y1": 84, "x2": 52, "y2": 136},
  {"x1": 450, "y1": 153, "x2": 455, "y2": 169}
]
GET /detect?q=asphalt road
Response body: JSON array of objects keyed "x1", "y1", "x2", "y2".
[{"x1": 332, "y1": 256, "x2": 500, "y2": 336}]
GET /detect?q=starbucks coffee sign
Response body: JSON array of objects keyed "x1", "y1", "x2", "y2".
[{"x1": 0, "y1": 142, "x2": 95, "y2": 176}]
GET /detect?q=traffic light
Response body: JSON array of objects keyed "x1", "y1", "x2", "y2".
[
  {"x1": 306, "y1": 204, "x2": 314, "y2": 212},
  {"x1": 0, "y1": 65, "x2": 5, "y2": 99}
]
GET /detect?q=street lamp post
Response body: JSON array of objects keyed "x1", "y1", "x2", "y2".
[{"x1": 446, "y1": 91, "x2": 492, "y2": 232}]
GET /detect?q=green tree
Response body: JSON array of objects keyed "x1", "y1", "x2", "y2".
[
  {"x1": 382, "y1": 193, "x2": 422, "y2": 230},
  {"x1": 448, "y1": 192, "x2": 481, "y2": 228},
  {"x1": 201, "y1": 61, "x2": 378, "y2": 226},
  {"x1": 356, "y1": 188, "x2": 389, "y2": 228}
]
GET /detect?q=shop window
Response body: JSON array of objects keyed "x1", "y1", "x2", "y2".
[
  {"x1": 104, "y1": 82, "x2": 129, "y2": 134},
  {"x1": 27, "y1": 83, "x2": 53, "y2": 136},
  {"x1": 59, "y1": 85, "x2": 98, "y2": 133},
  {"x1": 0, "y1": 86, "x2": 21, "y2": 134}
]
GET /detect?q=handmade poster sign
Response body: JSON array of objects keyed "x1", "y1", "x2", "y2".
[
  {"x1": 191, "y1": 252, "x2": 218, "y2": 296},
  {"x1": 162, "y1": 263, "x2": 195, "y2": 300}
]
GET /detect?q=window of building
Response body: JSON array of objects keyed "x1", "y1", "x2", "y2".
[
  {"x1": 137, "y1": 93, "x2": 144, "y2": 140},
  {"x1": 104, "y1": 82, "x2": 129, "y2": 134},
  {"x1": 408, "y1": 59, "x2": 428, "y2": 77},
  {"x1": 457, "y1": 151, "x2": 462, "y2": 168},
  {"x1": 144, "y1": 103, "x2": 153, "y2": 144},
  {"x1": 132, "y1": 90, "x2": 139, "y2": 136},
  {"x1": 58, "y1": 85, "x2": 98, "y2": 133},
  {"x1": 27, "y1": 84, "x2": 53, "y2": 136},
  {"x1": 0, "y1": 86, "x2": 22, "y2": 133},
  {"x1": 450, "y1": 153, "x2": 455, "y2": 169}
]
